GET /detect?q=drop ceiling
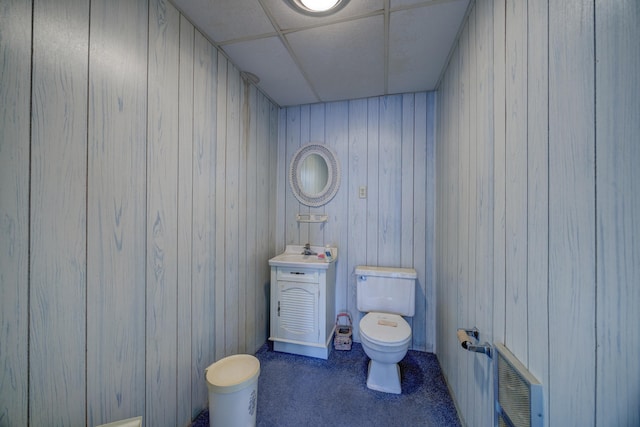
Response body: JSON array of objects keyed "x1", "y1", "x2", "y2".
[{"x1": 171, "y1": 0, "x2": 470, "y2": 107}]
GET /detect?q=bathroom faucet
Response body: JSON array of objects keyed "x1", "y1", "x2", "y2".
[{"x1": 302, "y1": 243, "x2": 316, "y2": 256}]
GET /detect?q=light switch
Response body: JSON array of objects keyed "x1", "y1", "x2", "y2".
[{"x1": 359, "y1": 186, "x2": 367, "y2": 199}]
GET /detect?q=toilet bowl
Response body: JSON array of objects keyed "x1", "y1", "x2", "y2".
[
  {"x1": 356, "y1": 266, "x2": 417, "y2": 394},
  {"x1": 359, "y1": 312, "x2": 412, "y2": 394}
]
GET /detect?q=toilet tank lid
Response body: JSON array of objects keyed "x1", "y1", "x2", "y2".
[{"x1": 355, "y1": 265, "x2": 417, "y2": 279}]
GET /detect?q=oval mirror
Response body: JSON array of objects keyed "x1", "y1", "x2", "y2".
[{"x1": 289, "y1": 143, "x2": 340, "y2": 207}]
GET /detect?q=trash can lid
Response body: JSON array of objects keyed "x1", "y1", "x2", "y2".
[{"x1": 206, "y1": 354, "x2": 260, "y2": 393}]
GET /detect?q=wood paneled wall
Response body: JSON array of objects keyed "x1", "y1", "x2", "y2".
[
  {"x1": 0, "y1": 1, "x2": 32, "y2": 424},
  {"x1": 277, "y1": 93, "x2": 437, "y2": 352},
  {"x1": 0, "y1": 0, "x2": 277, "y2": 426},
  {"x1": 435, "y1": 0, "x2": 640, "y2": 426}
]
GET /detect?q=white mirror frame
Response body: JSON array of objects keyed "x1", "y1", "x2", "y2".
[{"x1": 289, "y1": 143, "x2": 341, "y2": 207}]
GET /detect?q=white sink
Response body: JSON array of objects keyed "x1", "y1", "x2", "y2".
[{"x1": 268, "y1": 245, "x2": 337, "y2": 269}]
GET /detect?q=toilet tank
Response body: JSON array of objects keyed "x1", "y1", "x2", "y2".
[{"x1": 356, "y1": 266, "x2": 417, "y2": 317}]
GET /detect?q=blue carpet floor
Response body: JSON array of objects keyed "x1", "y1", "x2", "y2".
[{"x1": 192, "y1": 342, "x2": 461, "y2": 427}]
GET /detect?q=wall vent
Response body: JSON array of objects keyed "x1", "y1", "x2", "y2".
[
  {"x1": 96, "y1": 416, "x2": 142, "y2": 427},
  {"x1": 494, "y1": 343, "x2": 543, "y2": 427}
]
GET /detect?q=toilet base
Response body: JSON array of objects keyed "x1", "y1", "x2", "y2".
[{"x1": 366, "y1": 360, "x2": 402, "y2": 394}]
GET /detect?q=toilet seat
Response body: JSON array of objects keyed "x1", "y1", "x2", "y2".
[{"x1": 359, "y1": 312, "x2": 411, "y2": 346}]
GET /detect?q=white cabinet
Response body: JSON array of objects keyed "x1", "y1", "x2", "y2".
[{"x1": 269, "y1": 262, "x2": 336, "y2": 359}]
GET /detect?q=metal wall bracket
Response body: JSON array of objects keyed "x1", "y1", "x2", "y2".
[{"x1": 457, "y1": 327, "x2": 492, "y2": 358}]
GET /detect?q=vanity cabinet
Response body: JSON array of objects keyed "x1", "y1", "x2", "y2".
[{"x1": 269, "y1": 262, "x2": 336, "y2": 359}]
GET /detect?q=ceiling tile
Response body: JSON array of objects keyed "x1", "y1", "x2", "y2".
[
  {"x1": 391, "y1": 0, "x2": 439, "y2": 8},
  {"x1": 172, "y1": 0, "x2": 275, "y2": 43},
  {"x1": 222, "y1": 37, "x2": 318, "y2": 106},
  {"x1": 286, "y1": 15, "x2": 385, "y2": 102},
  {"x1": 262, "y1": 0, "x2": 384, "y2": 31},
  {"x1": 388, "y1": 0, "x2": 468, "y2": 94}
]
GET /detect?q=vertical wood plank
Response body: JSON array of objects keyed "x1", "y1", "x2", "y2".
[
  {"x1": 595, "y1": 1, "x2": 640, "y2": 425},
  {"x1": 325, "y1": 101, "x2": 349, "y2": 314},
  {"x1": 412, "y1": 93, "x2": 428, "y2": 351},
  {"x1": 401, "y1": 93, "x2": 415, "y2": 271},
  {"x1": 269, "y1": 102, "x2": 281, "y2": 253},
  {"x1": 284, "y1": 107, "x2": 301, "y2": 246},
  {"x1": 244, "y1": 83, "x2": 258, "y2": 354},
  {"x1": 236, "y1": 66, "x2": 248, "y2": 355},
  {"x1": 177, "y1": 13, "x2": 195, "y2": 423},
  {"x1": 347, "y1": 99, "x2": 368, "y2": 341},
  {"x1": 435, "y1": 72, "x2": 450, "y2": 373},
  {"x1": 191, "y1": 29, "x2": 217, "y2": 411},
  {"x1": 438, "y1": 72, "x2": 449, "y2": 368},
  {"x1": 146, "y1": 1, "x2": 180, "y2": 425},
  {"x1": 474, "y1": 1, "x2": 495, "y2": 425},
  {"x1": 504, "y1": 0, "x2": 529, "y2": 361},
  {"x1": 434, "y1": 80, "x2": 444, "y2": 357},
  {"x1": 29, "y1": 1, "x2": 88, "y2": 425},
  {"x1": 424, "y1": 91, "x2": 436, "y2": 353},
  {"x1": 439, "y1": 71, "x2": 452, "y2": 370},
  {"x1": 254, "y1": 92, "x2": 272, "y2": 352},
  {"x1": 444, "y1": 42, "x2": 460, "y2": 399},
  {"x1": 225, "y1": 62, "x2": 241, "y2": 355},
  {"x1": 526, "y1": 1, "x2": 550, "y2": 426},
  {"x1": 0, "y1": 1, "x2": 31, "y2": 425},
  {"x1": 466, "y1": 6, "x2": 478, "y2": 415},
  {"x1": 366, "y1": 98, "x2": 380, "y2": 267},
  {"x1": 274, "y1": 109, "x2": 287, "y2": 254},
  {"x1": 437, "y1": 61, "x2": 449, "y2": 379},
  {"x1": 269, "y1": 99, "x2": 279, "y2": 327},
  {"x1": 492, "y1": 0, "x2": 507, "y2": 348},
  {"x1": 378, "y1": 95, "x2": 402, "y2": 266},
  {"x1": 456, "y1": 22, "x2": 470, "y2": 420},
  {"x1": 308, "y1": 103, "x2": 326, "y2": 246},
  {"x1": 548, "y1": 0, "x2": 596, "y2": 424},
  {"x1": 214, "y1": 52, "x2": 226, "y2": 361},
  {"x1": 87, "y1": 0, "x2": 148, "y2": 424},
  {"x1": 297, "y1": 105, "x2": 311, "y2": 243}
]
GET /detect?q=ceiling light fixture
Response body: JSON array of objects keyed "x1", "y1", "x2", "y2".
[{"x1": 286, "y1": 0, "x2": 350, "y2": 16}]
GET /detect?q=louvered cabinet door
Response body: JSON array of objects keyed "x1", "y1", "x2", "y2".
[{"x1": 276, "y1": 281, "x2": 320, "y2": 343}]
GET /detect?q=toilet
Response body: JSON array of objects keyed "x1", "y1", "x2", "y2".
[{"x1": 356, "y1": 265, "x2": 417, "y2": 394}]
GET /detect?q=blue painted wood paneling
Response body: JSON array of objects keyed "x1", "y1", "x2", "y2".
[
  {"x1": 473, "y1": 1, "x2": 495, "y2": 424},
  {"x1": 325, "y1": 101, "x2": 349, "y2": 315},
  {"x1": 435, "y1": 0, "x2": 639, "y2": 425},
  {"x1": 548, "y1": 0, "x2": 596, "y2": 423},
  {"x1": 0, "y1": 1, "x2": 277, "y2": 425},
  {"x1": 87, "y1": 0, "x2": 149, "y2": 424},
  {"x1": 0, "y1": 1, "x2": 32, "y2": 425},
  {"x1": 595, "y1": 1, "x2": 640, "y2": 426},
  {"x1": 177, "y1": 14, "x2": 195, "y2": 423},
  {"x1": 455, "y1": 20, "x2": 471, "y2": 414},
  {"x1": 347, "y1": 99, "x2": 369, "y2": 342},
  {"x1": 505, "y1": 0, "x2": 529, "y2": 361},
  {"x1": 225, "y1": 62, "x2": 241, "y2": 356},
  {"x1": 526, "y1": 0, "x2": 550, "y2": 425},
  {"x1": 214, "y1": 52, "x2": 227, "y2": 363},
  {"x1": 30, "y1": 0, "x2": 89, "y2": 425},
  {"x1": 278, "y1": 94, "x2": 437, "y2": 351},
  {"x1": 146, "y1": 0, "x2": 180, "y2": 425},
  {"x1": 191, "y1": 29, "x2": 218, "y2": 413}
]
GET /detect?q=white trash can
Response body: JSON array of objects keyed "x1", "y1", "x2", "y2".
[{"x1": 206, "y1": 354, "x2": 260, "y2": 427}]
